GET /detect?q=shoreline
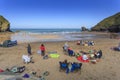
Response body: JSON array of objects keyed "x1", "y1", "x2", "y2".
[{"x1": 9, "y1": 32, "x2": 111, "y2": 43}]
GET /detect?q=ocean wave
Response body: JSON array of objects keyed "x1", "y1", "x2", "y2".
[{"x1": 11, "y1": 28, "x2": 81, "y2": 34}]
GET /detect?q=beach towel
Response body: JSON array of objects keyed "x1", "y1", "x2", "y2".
[
  {"x1": 48, "y1": 51, "x2": 57, "y2": 54},
  {"x1": 49, "y1": 54, "x2": 60, "y2": 58},
  {"x1": 77, "y1": 56, "x2": 89, "y2": 62}
]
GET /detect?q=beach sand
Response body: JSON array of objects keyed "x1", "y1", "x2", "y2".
[{"x1": 0, "y1": 32, "x2": 120, "y2": 80}]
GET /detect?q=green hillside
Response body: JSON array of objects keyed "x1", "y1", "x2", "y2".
[{"x1": 91, "y1": 12, "x2": 120, "y2": 32}]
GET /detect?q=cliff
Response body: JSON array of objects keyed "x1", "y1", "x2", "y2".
[
  {"x1": 91, "y1": 12, "x2": 120, "y2": 32},
  {"x1": 0, "y1": 15, "x2": 11, "y2": 32}
]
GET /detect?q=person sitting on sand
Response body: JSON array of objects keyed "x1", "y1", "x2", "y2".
[
  {"x1": 64, "y1": 59, "x2": 68, "y2": 64},
  {"x1": 91, "y1": 41, "x2": 95, "y2": 46},
  {"x1": 77, "y1": 40, "x2": 80, "y2": 45},
  {"x1": 82, "y1": 53, "x2": 89, "y2": 60},
  {"x1": 94, "y1": 50, "x2": 102, "y2": 59},
  {"x1": 113, "y1": 43, "x2": 120, "y2": 51},
  {"x1": 22, "y1": 55, "x2": 33, "y2": 64},
  {"x1": 71, "y1": 62, "x2": 82, "y2": 72},
  {"x1": 63, "y1": 42, "x2": 69, "y2": 52},
  {"x1": 59, "y1": 61, "x2": 68, "y2": 71},
  {"x1": 88, "y1": 41, "x2": 95, "y2": 46},
  {"x1": 6, "y1": 66, "x2": 26, "y2": 73},
  {"x1": 84, "y1": 41, "x2": 88, "y2": 46},
  {"x1": 68, "y1": 47, "x2": 74, "y2": 56},
  {"x1": 40, "y1": 44, "x2": 46, "y2": 56}
]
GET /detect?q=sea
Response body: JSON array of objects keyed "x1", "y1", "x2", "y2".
[
  {"x1": 11, "y1": 28, "x2": 97, "y2": 42},
  {"x1": 11, "y1": 28, "x2": 81, "y2": 34}
]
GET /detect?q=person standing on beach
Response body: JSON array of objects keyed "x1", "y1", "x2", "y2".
[
  {"x1": 27, "y1": 44, "x2": 32, "y2": 55},
  {"x1": 40, "y1": 44, "x2": 46, "y2": 56}
]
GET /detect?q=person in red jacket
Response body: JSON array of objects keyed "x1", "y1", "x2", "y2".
[{"x1": 40, "y1": 44, "x2": 45, "y2": 56}]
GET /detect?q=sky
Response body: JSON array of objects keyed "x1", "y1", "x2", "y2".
[{"x1": 0, "y1": 0, "x2": 120, "y2": 29}]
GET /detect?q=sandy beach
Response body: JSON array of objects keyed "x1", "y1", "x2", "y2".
[{"x1": 0, "y1": 32, "x2": 120, "y2": 80}]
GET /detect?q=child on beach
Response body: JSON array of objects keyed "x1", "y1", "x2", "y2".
[{"x1": 40, "y1": 44, "x2": 46, "y2": 56}]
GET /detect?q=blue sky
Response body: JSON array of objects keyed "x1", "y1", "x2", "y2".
[{"x1": 0, "y1": 0, "x2": 120, "y2": 29}]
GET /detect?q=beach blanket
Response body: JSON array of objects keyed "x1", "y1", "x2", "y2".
[
  {"x1": 49, "y1": 54, "x2": 60, "y2": 58},
  {"x1": 48, "y1": 51, "x2": 57, "y2": 54},
  {"x1": 77, "y1": 56, "x2": 89, "y2": 62}
]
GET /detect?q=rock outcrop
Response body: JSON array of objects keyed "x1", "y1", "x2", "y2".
[
  {"x1": 91, "y1": 12, "x2": 120, "y2": 32},
  {"x1": 0, "y1": 15, "x2": 10, "y2": 32},
  {"x1": 81, "y1": 26, "x2": 89, "y2": 31}
]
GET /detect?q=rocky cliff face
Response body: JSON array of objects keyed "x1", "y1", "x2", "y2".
[
  {"x1": 91, "y1": 12, "x2": 120, "y2": 32},
  {"x1": 0, "y1": 16, "x2": 10, "y2": 32}
]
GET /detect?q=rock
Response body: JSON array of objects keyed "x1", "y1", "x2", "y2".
[
  {"x1": 108, "y1": 25, "x2": 120, "y2": 33},
  {"x1": 81, "y1": 26, "x2": 89, "y2": 31},
  {"x1": 0, "y1": 15, "x2": 11, "y2": 32}
]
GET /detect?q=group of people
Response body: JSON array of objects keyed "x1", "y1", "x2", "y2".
[
  {"x1": 63, "y1": 41, "x2": 102, "y2": 64},
  {"x1": 111, "y1": 43, "x2": 120, "y2": 51},
  {"x1": 27, "y1": 43, "x2": 46, "y2": 56},
  {"x1": 59, "y1": 59, "x2": 82, "y2": 74},
  {"x1": 76, "y1": 49, "x2": 102, "y2": 63},
  {"x1": 77, "y1": 40, "x2": 95, "y2": 46},
  {"x1": 22, "y1": 43, "x2": 46, "y2": 64}
]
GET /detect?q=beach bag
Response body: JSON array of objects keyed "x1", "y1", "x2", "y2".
[
  {"x1": 84, "y1": 43, "x2": 88, "y2": 46},
  {"x1": 43, "y1": 55, "x2": 48, "y2": 59},
  {"x1": 37, "y1": 50, "x2": 41, "y2": 54},
  {"x1": 23, "y1": 73, "x2": 30, "y2": 78}
]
